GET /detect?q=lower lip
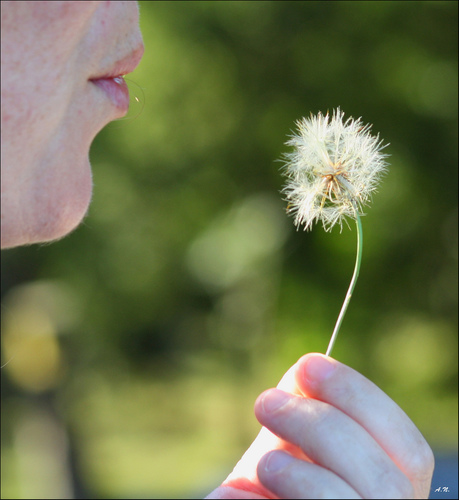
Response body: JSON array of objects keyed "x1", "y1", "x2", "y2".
[{"x1": 90, "y1": 76, "x2": 130, "y2": 113}]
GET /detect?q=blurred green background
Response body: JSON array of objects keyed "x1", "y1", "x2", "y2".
[{"x1": 1, "y1": 1, "x2": 457, "y2": 498}]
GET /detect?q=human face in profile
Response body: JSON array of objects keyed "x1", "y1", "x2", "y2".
[{"x1": 1, "y1": 1, "x2": 144, "y2": 248}]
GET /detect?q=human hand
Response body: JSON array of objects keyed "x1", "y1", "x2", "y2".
[{"x1": 206, "y1": 353, "x2": 434, "y2": 499}]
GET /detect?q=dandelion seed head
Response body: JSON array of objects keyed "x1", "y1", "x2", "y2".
[{"x1": 281, "y1": 107, "x2": 389, "y2": 232}]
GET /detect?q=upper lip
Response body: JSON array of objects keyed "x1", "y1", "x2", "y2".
[{"x1": 90, "y1": 44, "x2": 144, "y2": 80}]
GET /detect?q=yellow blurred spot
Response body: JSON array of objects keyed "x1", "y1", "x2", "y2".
[{"x1": 2, "y1": 282, "x2": 67, "y2": 392}]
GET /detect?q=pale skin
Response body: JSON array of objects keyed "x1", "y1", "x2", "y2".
[
  {"x1": 1, "y1": 2, "x2": 434, "y2": 498},
  {"x1": 1, "y1": 0, "x2": 143, "y2": 247},
  {"x1": 207, "y1": 354, "x2": 434, "y2": 499}
]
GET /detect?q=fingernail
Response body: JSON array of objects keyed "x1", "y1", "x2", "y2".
[
  {"x1": 264, "y1": 451, "x2": 295, "y2": 473},
  {"x1": 260, "y1": 389, "x2": 291, "y2": 413},
  {"x1": 304, "y1": 354, "x2": 336, "y2": 383}
]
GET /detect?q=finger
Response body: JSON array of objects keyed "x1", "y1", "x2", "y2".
[
  {"x1": 205, "y1": 483, "x2": 270, "y2": 499},
  {"x1": 217, "y1": 426, "x2": 286, "y2": 498},
  {"x1": 274, "y1": 359, "x2": 305, "y2": 395},
  {"x1": 255, "y1": 388, "x2": 414, "y2": 499},
  {"x1": 257, "y1": 450, "x2": 362, "y2": 499},
  {"x1": 295, "y1": 353, "x2": 434, "y2": 497}
]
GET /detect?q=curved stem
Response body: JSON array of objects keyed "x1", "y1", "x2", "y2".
[{"x1": 325, "y1": 205, "x2": 363, "y2": 357}]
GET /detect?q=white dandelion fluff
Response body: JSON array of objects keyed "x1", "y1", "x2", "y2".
[
  {"x1": 281, "y1": 108, "x2": 389, "y2": 356},
  {"x1": 282, "y1": 107, "x2": 389, "y2": 232}
]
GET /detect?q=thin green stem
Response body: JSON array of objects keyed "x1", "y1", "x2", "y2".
[{"x1": 325, "y1": 205, "x2": 363, "y2": 357}]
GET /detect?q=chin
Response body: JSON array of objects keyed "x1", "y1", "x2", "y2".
[
  {"x1": 34, "y1": 157, "x2": 94, "y2": 245},
  {"x1": 1, "y1": 156, "x2": 94, "y2": 249}
]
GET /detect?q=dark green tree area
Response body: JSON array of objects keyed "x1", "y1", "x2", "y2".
[{"x1": 2, "y1": 2, "x2": 457, "y2": 498}]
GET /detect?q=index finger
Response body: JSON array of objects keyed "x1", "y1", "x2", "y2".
[{"x1": 291, "y1": 353, "x2": 434, "y2": 498}]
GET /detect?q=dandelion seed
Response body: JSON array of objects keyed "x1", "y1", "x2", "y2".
[
  {"x1": 280, "y1": 108, "x2": 389, "y2": 355},
  {"x1": 281, "y1": 107, "x2": 389, "y2": 232}
]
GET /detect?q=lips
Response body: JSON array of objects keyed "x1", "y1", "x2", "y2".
[
  {"x1": 89, "y1": 44, "x2": 144, "y2": 113},
  {"x1": 91, "y1": 76, "x2": 130, "y2": 112}
]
